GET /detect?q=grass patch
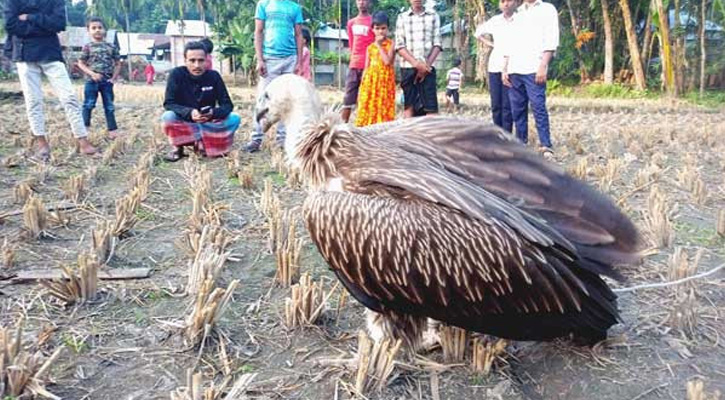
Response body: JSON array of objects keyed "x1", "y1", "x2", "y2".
[
  {"x1": 683, "y1": 90, "x2": 725, "y2": 108},
  {"x1": 673, "y1": 220, "x2": 725, "y2": 248},
  {"x1": 135, "y1": 207, "x2": 156, "y2": 222},
  {"x1": 61, "y1": 332, "x2": 89, "y2": 354}
]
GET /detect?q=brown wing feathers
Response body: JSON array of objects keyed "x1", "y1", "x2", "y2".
[
  {"x1": 296, "y1": 115, "x2": 639, "y2": 342},
  {"x1": 370, "y1": 118, "x2": 639, "y2": 279},
  {"x1": 304, "y1": 191, "x2": 620, "y2": 341}
]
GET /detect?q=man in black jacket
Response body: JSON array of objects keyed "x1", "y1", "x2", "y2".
[
  {"x1": 162, "y1": 41, "x2": 240, "y2": 161},
  {"x1": 4, "y1": 0, "x2": 97, "y2": 159}
]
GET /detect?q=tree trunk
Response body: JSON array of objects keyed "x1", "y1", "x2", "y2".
[
  {"x1": 699, "y1": 0, "x2": 707, "y2": 96},
  {"x1": 641, "y1": 0, "x2": 654, "y2": 68},
  {"x1": 673, "y1": 0, "x2": 684, "y2": 95},
  {"x1": 654, "y1": 0, "x2": 676, "y2": 95},
  {"x1": 125, "y1": 11, "x2": 132, "y2": 81},
  {"x1": 466, "y1": 0, "x2": 487, "y2": 84},
  {"x1": 601, "y1": 0, "x2": 614, "y2": 84},
  {"x1": 565, "y1": 0, "x2": 589, "y2": 82},
  {"x1": 618, "y1": 0, "x2": 647, "y2": 90}
]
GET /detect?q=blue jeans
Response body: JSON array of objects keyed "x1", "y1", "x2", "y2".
[
  {"x1": 508, "y1": 73, "x2": 552, "y2": 148},
  {"x1": 489, "y1": 72, "x2": 513, "y2": 133},
  {"x1": 251, "y1": 55, "x2": 297, "y2": 144},
  {"x1": 82, "y1": 79, "x2": 117, "y2": 131}
]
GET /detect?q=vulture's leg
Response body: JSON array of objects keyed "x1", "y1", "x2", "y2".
[
  {"x1": 421, "y1": 318, "x2": 442, "y2": 351},
  {"x1": 365, "y1": 309, "x2": 427, "y2": 351}
]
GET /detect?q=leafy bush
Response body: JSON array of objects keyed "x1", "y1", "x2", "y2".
[
  {"x1": 314, "y1": 51, "x2": 350, "y2": 64},
  {"x1": 584, "y1": 82, "x2": 650, "y2": 99},
  {"x1": 547, "y1": 79, "x2": 574, "y2": 97},
  {"x1": 683, "y1": 90, "x2": 725, "y2": 108}
]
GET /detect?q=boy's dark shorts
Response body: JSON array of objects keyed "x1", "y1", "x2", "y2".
[
  {"x1": 342, "y1": 68, "x2": 364, "y2": 107},
  {"x1": 446, "y1": 88, "x2": 460, "y2": 105},
  {"x1": 400, "y1": 67, "x2": 438, "y2": 115}
]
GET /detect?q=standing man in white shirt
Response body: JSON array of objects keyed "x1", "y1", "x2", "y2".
[
  {"x1": 476, "y1": 0, "x2": 517, "y2": 132},
  {"x1": 502, "y1": 0, "x2": 559, "y2": 159}
]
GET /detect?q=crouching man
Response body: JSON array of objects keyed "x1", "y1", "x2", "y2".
[{"x1": 161, "y1": 41, "x2": 240, "y2": 161}]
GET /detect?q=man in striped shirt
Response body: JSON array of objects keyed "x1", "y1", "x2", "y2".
[
  {"x1": 395, "y1": 0, "x2": 442, "y2": 117},
  {"x1": 445, "y1": 58, "x2": 463, "y2": 113}
]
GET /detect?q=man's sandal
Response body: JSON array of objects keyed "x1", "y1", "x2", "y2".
[{"x1": 163, "y1": 148, "x2": 187, "y2": 162}]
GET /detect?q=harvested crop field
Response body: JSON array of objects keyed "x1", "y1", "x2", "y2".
[{"x1": 1, "y1": 81, "x2": 724, "y2": 400}]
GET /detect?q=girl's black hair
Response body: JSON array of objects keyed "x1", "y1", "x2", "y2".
[
  {"x1": 372, "y1": 11, "x2": 389, "y2": 27},
  {"x1": 301, "y1": 28, "x2": 311, "y2": 44},
  {"x1": 200, "y1": 37, "x2": 214, "y2": 53}
]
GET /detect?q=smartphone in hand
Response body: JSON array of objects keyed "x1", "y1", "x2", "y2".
[{"x1": 200, "y1": 106, "x2": 213, "y2": 114}]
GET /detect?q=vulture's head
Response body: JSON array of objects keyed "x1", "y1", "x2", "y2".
[{"x1": 255, "y1": 74, "x2": 322, "y2": 134}]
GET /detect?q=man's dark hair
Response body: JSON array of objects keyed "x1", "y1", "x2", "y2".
[
  {"x1": 184, "y1": 41, "x2": 207, "y2": 57},
  {"x1": 86, "y1": 16, "x2": 105, "y2": 29},
  {"x1": 372, "y1": 11, "x2": 389, "y2": 27},
  {"x1": 200, "y1": 37, "x2": 214, "y2": 53},
  {"x1": 301, "y1": 28, "x2": 311, "y2": 44},
  {"x1": 452, "y1": 57, "x2": 461, "y2": 67}
]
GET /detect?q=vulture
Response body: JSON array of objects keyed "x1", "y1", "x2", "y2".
[{"x1": 255, "y1": 74, "x2": 641, "y2": 348}]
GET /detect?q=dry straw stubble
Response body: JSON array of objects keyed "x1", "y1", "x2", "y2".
[
  {"x1": 41, "y1": 253, "x2": 100, "y2": 306},
  {"x1": 1, "y1": 319, "x2": 64, "y2": 399},
  {"x1": 354, "y1": 330, "x2": 402, "y2": 395}
]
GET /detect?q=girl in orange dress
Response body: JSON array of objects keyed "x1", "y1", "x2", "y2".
[{"x1": 355, "y1": 12, "x2": 396, "y2": 127}]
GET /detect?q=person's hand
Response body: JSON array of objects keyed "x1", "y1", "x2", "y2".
[
  {"x1": 414, "y1": 61, "x2": 430, "y2": 82},
  {"x1": 294, "y1": 61, "x2": 302, "y2": 75},
  {"x1": 191, "y1": 109, "x2": 209, "y2": 122},
  {"x1": 502, "y1": 71, "x2": 512, "y2": 87},
  {"x1": 414, "y1": 60, "x2": 430, "y2": 76},
  {"x1": 535, "y1": 65, "x2": 548, "y2": 84},
  {"x1": 91, "y1": 72, "x2": 103, "y2": 82},
  {"x1": 256, "y1": 60, "x2": 267, "y2": 77},
  {"x1": 18, "y1": 14, "x2": 28, "y2": 21}
]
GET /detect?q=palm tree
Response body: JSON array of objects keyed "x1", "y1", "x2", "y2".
[
  {"x1": 618, "y1": 0, "x2": 647, "y2": 90},
  {"x1": 601, "y1": 0, "x2": 614, "y2": 84},
  {"x1": 654, "y1": 0, "x2": 676, "y2": 95},
  {"x1": 120, "y1": 0, "x2": 139, "y2": 80}
]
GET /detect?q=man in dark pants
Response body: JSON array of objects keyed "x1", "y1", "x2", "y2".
[
  {"x1": 395, "y1": 0, "x2": 442, "y2": 117},
  {"x1": 476, "y1": 0, "x2": 516, "y2": 132},
  {"x1": 503, "y1": 0, "x2": 559, "y2": 159}
]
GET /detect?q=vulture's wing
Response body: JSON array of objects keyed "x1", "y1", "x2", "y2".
[
  {"x1": 347, "y1": 117, "x2": 640, "y2": 280},
  {"x1": 304, "y1": 190, "x2": 619, "y2": 341}
]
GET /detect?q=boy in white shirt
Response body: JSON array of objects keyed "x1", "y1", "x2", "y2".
[
  {"x1": 475, "y1": 0, "x2": 516, "y2": 132},
  {"x1": 502, "y1": 0, "x2": 559, "y2": 159},
  {"x1": 444, "y1": 58, "x2": 463, "y2": 113}
]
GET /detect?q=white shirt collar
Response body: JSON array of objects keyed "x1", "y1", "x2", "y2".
[{"x1": 520, "y1": 0, "x2": 543, "y2": 11}]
